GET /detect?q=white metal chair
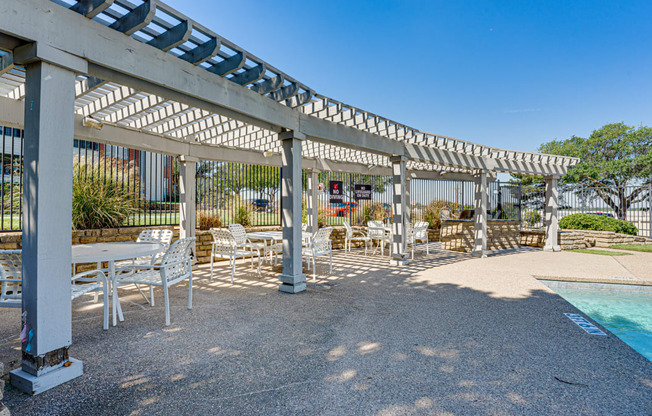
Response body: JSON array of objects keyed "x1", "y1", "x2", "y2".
[
  {"x1": 115, "y1": 229, "x2": 174, "y2": 306},
  {"x1": 227, "y1": 223, "x2": 266, "y2": 257},
  {"x1": 413, "y1": 221, "x2": 430, "y2": 255},
  {"x1": 116, "y1": 237, "x2": 195, "y2": 326},
  {"x1": 343, "y1": 221, "x2": 371, "y2": 254},
  {"x1": 210, "y1": 228, "x2": 261, "y2": 283},
  {"x1": 367, "y1": 220, "x2": 391, "y2": 256},
  {"x1": 1, "y1": 250, "x2": 109, "y2": 330},
  {"x1": 303, "y1": 227, "x2": 333, "y2": 280},
  {"x1": 72, "y1": 269, "x2": 110, "y2": 330},
  {"x1": 0, "y1": 250, "x2": 22, "y2": 308},
  {"x1": 302, "y1": 223, "x2": 308, "y2": 232}
]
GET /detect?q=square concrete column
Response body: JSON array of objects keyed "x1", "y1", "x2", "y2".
[
  {"x1": 472, "y1": 170, "x2": 488, "y2": 258},
  {"x1": 10, "y1": 60, "x2": 81, "y2": 394},
  {"x1": 279, "y1": 131, "x2": 306, "y2": 293},
  {"x1": 306, "y1": 169, "x2": 319, "y2": 233},
  {"x1": 179, "y1": 156, "x2": 197, "y2": 254},
  {"x1": 543, "y1": 176, "x2": 561, "y2": 252},
  {"x1": 390, "y1": 156, "x2": 409, "y2": 265}
]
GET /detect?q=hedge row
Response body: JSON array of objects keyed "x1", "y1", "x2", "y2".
[{"x1": 559, "y1": 213, "x2": 638, "y2": 236}]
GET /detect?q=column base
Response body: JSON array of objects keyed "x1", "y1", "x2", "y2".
[
  {"x1": 390, "y1": 254, "x2": 409, "y2": 266},
  {"x1": 471, "y1": 250, "x2": 487, "y2": 258},
  {"x1": 10, "y1": 358, "x2": 83, "y2": 395},
  {"x1": 278, "y1": 273, "x2": 307, "y2": 294},
  {"x1": 543, "y1": 245, "x2": 561, "y2": 252}
]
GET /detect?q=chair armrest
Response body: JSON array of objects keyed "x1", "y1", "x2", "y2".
[{"x1": 72, "y1": 269, "x2": 108, "y2": 286}]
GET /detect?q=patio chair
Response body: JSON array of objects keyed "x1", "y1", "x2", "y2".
[
  {"x1": 414, "y1": 221, "x2": 430, "y2": 256},
  {"x1": 343, "y1": 221, "x2": 370, "y2": 254},
  {"x1": 302, "y1": 223, "x2": 308, "y2": 232},
  {"x1": 116, "y1": 237, "x2": 195, "y2": 326},
  {"x1": 0, "y1": 250, "x2": 22, "y2": 308},
  {"x1": 406, "y1": 221, "x2": 430, "y2": 259},
  {"x1": 1, "y1": 250, "x2": 109, "y2": 330},
  {"x1": 210, "y1": 228, "x2": 261, "y2": 283},
  {"x1": 115, "y1": 228, "x2": 174, "y2": 306},
  {"x1": 367, "y1": 220, "x2": 391, "y2": 256},
  {"x1": 303, "y1": 227, "x2": 333, "y2": 280},
  {"x1": 227, "y1": 223, "x2": 266, "y2": 258}
]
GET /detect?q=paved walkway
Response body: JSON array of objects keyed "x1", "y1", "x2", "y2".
[{"x1": 1, "y1": 246, "x2": 651, "y2": 415}]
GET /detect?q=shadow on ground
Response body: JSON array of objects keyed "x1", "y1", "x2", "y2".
[{"x1": 1, "y1": 245, "x2": 651, "y2": 415}]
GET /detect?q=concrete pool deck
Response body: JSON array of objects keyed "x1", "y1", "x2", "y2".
[{"x1": 1, "y1": 246, "x2": 651, "y2": 415}]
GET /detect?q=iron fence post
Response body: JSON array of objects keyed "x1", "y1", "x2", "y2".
[{"x1": 649, "y1": 182, "x2": 652, "y2": 239}]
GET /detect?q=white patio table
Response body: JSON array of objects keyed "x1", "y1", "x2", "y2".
[
  {"x1": 72, "y1": 242, "x2": 164, "y2": 327},
  {"x1": 246, "y1": 231, "x2": 311, "y2": 263}
]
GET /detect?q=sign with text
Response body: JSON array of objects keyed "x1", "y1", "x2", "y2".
[
  {"x1": 329, "y1": 181, "x2": 344, "y2": 203},
  {"x1": 354, "y1": 184, "x2": 372, "y2": 200}
]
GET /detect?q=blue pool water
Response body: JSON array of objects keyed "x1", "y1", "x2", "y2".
[{"x1": 551, "y1": 285, "x2": 652, "y2": 361}]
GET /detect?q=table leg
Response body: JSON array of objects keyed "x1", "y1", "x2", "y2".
[{"x1": 110, "y1": 261, "x2": 124, "y2": 327}]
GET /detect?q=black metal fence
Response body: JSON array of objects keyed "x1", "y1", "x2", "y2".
[{"x1": 2, "y1": 125, "x2": 651, "y2": 236}]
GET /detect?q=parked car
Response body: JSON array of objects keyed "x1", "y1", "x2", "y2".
[
  {"x1": 587, "y1": 212, "x2": 615, "y2": 218},
  {"x1": 326, "y1": 202, "x2": 359, "y2": 217},
  {"x1": 249, "y1": 199, "x2": 271, "y2": 212}
]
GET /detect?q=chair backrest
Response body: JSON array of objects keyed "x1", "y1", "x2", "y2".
[
  {"x1": 311, "y1": 227, "x2": 333, "y2": 254},
  {"x1": 302, "y1": 223, "x2": 308, "y2": 232},
  {"x1": 414, "y1": 221, "x2": 429, "y2": 239},
  {"x1": 0, "y1": 249, "x2": 22, "y2": 306},
  {"x1": 367, "y1": 221, "x2": 386, "y2": 238},
  {"x1": 211, "y1": 228, "x2": 238, "y2": 255},
  {"x1": 137, "y1": 229, "x2": 174, "y2": 247},
  {"x1": 227, "y1": 223, "x2": 248, "y2": 245},
  {"x1": 160, "y1": 237, "x2": 195, "y2": 282},
  {"x1": 343, "y1": 221, "x2": 353, "y2": 237},
  {"x1": 405, "y1": 222, "x2": 414, "y2": 239}
]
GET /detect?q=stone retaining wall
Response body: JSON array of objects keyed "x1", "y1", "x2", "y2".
[
  {"x1": 440, "y1": 220, "x2": 520, "y2": 253},
  {"x1": 520, "y1": 229, "x2": 652, "y2": 250}
]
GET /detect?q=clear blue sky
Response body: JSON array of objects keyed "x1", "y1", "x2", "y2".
[{"x1": 166, "y1": 0, "x2": 652, "y2": 153}]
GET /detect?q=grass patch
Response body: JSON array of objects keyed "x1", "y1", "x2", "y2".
[
  {"x1": 567, "y1": 249, "x2": 632, "y2": 256},
  {"x1": 609, "y1": 244, "x2": 652, "y2": 253}
]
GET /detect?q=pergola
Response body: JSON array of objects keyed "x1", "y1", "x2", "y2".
[{"x1": 0, "y1": 0, "x2": 578, "y2": 394}]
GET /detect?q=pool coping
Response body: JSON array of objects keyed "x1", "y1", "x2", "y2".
[{"x1": 534, "y1": 274, "x2": 651, "y2": 287}]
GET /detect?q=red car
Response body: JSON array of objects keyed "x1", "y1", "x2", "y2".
[{"x1": 326, "y1": 202, "x2": 359, "y2": 217}]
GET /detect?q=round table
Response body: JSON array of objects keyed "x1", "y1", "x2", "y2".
[{"x1": 72, "y1": 242, "x2": 164, "y2": 327}]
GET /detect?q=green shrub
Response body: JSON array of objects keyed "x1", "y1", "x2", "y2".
[
  {"x1": 354, "y1": 202, "x2": 386, "y2": 224},
  {"x1": 559, "y1": 213, "x2": 638, "y2": 236},
  {"x1": 72, "y1": 163, "x2": 138, "y2": 229},
  {"x1": 423, "y1": 200, "x2": 463, "y2": 229},
  {"x1": 523, "y1": 210, "x2": 542, "y2": 227},
  {"x1": 234, "y1": 205, "x2": 252, "y2": 226}
]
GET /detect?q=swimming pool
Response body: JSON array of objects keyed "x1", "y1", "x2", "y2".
[{"x1": 543, "y1": 282, "x2": 652, "y2": 361}]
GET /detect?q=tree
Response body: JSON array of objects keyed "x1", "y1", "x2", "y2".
[{"x1": 518, "y1": 123, "x2": 652, "y2": 220}]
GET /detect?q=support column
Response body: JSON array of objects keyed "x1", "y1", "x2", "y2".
[
  {"x1": 10, "y1": 60, "x2": 81, "y2": 394},
  {"x1": 543, "y1": 176, "x2": 561, "y2": 252},
  {"x1": 390, "y1": 156, "x2": 409, "y2": 265},
  {"x1": 472, "y1": 170, "x2": 488, "y2": 258},
  {"x1": 405, "y1": 177, "x2": 412, "y2": 223},
  {"x1": 279, "y1": 131, "x2": 306, "y2": 293},
  {"x1": 306, "y1": 169, "x2": 319, "y2": 233},
  {"x1": 179, "y1": 156, "x2": 197, "y2": 254}
]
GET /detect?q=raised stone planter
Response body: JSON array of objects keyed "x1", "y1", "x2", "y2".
[
  {"x1": 519, "y1": 229, "x2": 652, "y2": 250},
  {"x1": 441, "y1": 219, "x2": 521, "y2": 253}
]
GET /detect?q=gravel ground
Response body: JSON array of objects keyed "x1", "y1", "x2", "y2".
[{"x1": 1, "y1": 246, "x2": 651, "y2": 415}]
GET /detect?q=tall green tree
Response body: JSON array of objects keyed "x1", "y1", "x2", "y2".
[{"x1": 519, "y1": 123, "x2": 652, "y2": 220}]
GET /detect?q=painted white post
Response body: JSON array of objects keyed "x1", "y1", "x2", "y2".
[
  {"x1": 405, "y1": 177, "x2": 412, "y2": 223},
  {"x1": 307, "y1": 169, "x2": 319, "y2": 233},
  {"x1": 390, "y1": 156, "x2": 409, "y2": 265},
  {"x1": 279, "y1": 131, "x2": 306, "y2": 293},
  {"x1": 179, "y1": 156, "x2": 197, "y2": 254},
  {"x1": 472, "y1": 170, "x2": 488, "y2": 258},
  {"x1": 544, "y1": 176, "x2": 561, "y2": 252},
  {"x1": 10, "y1": 60, "x2": 82, "y2": 394}
]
